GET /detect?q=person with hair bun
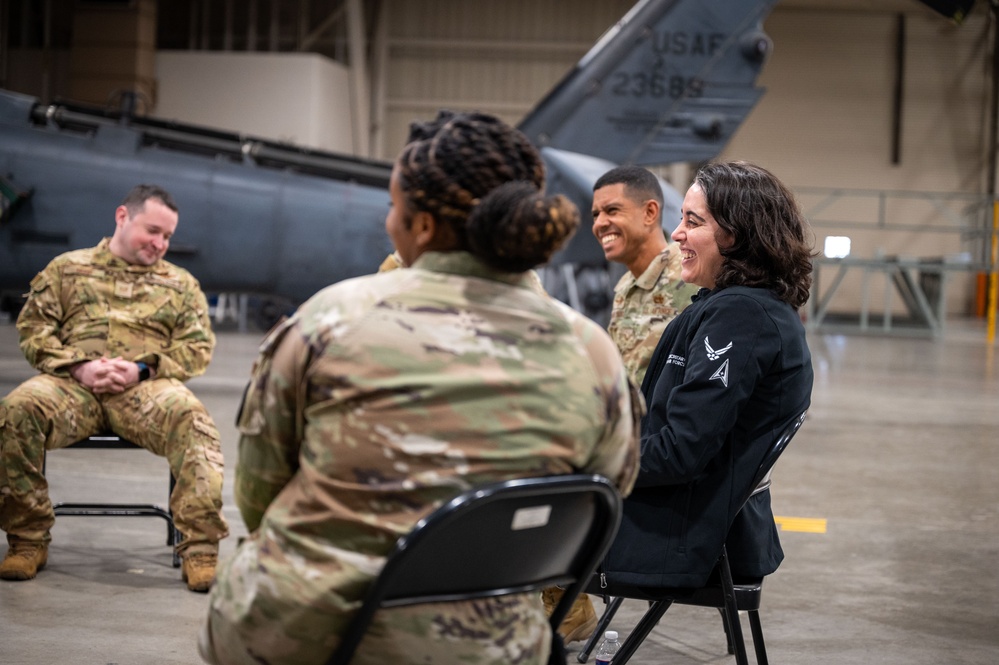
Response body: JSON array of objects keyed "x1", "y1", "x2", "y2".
[{"x1": 200, "y1": 110, "x2": 640, "y2": 665}]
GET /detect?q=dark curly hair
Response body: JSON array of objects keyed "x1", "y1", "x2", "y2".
[
  {"x1": 396, "y1": 110, "x2": 579, "y2": 272},
  {"x1": 693, "y1": 161, "x2": 815, "y2": 308}
]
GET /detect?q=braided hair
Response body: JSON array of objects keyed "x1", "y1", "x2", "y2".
[{"x1": 396, "y1": 110, "x2": 579, "y2": 272}]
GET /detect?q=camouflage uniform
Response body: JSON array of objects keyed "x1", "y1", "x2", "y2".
[
  {"x1": 201, "y1": 251, "x2": 640, "y2": 665},
  {"x1": 608, "y1": 244, "x2": 699, "y2": 385},
  {"x1": 0, "y1": 238, "x2": 228, "y2": 553}
]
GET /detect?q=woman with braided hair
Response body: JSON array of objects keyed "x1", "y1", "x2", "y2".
[{"x1": 200, "y1": 110, "x2": 640, "y2": 665}]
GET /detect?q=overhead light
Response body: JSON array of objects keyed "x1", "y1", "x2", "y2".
[{"x1": 824, "y1": 236, "x2": 851, "y2": 259}]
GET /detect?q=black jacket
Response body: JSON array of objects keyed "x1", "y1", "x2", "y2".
[{"x1": 601, "y1": 286, "x2": 813, "y2": 588}]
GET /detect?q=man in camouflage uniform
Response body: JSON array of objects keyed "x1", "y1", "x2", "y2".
[
  {"x1": 594, "y1": 165, "x2": 699, "y2": 387},
  {"x1": 545, "y1": 165, "x2": 700, "y2": 642},
  {"x1": 200, "y1": 257, "x2": 640, "y2": 665},
  {"x1": 0, "y1": 184, "x2": 229, "y2": 591}
]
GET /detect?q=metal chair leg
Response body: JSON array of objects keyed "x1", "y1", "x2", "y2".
[
  {"x1": 748, "y1": 609, "x2": 769, "y2": 665},
  {"x1": 578, "y1": 596, "x2": 624, "y2": 663},
  {"x1": 718, "y1": 548, "x2": 749, "y2": 665},
  {"x1": 718, "y1": 607, "x2": 736, "y2": 654},
  {"x1": 167, "y1": 472, "x2": 181, "y2": 568},
  {"x1": 611, "y1": 599, "x2": 674, "y2": 665},
  {"x1": 44, "y1": 439, "x2": 182, "y2": 568}
]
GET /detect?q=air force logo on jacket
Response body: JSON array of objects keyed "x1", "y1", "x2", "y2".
[
  {"x1": 704, "y1": 337, "x2": 732, "y2": 360},
  {"x1": 705, "y1": 336, "x2": 733, "y2": 387}
]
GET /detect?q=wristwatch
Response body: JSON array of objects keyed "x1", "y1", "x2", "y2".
[{"x1": 136, "y1": 362, "x2": 151, "y2": 382}]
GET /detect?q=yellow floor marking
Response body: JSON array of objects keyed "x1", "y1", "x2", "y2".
[{"x1": 774, "y1": 515, "x2": 827, "y2": 533}]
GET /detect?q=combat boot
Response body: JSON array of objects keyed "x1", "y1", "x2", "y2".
[
  {"x1": 542, "y1": 585, "x2": 563, "y2": 615},
  {"x1": 0, "y1": 536, "x2": 48, "y2": 581},
  {"x1": 559, "y1": 593, "x2": 598, "y2": 643},
  {"x1": 541, "y1": 586, "x2": 598, "y2": 644},
  {"x1": 182, "y1": 551, "x2": 217, "y2": 593}
]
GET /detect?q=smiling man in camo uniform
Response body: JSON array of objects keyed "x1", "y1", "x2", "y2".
[
  {"x1": 593, "y1": 165, "x2": 699, "y2": 387},
  {"x1": 544, "y1": 165, "x2": 699, "y2": 643},
  {"x1": 0, "y1": 184, "x2": 228, "y2": 592}
]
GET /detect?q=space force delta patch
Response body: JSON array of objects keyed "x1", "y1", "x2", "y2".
[{"x1": 710, "y1": 358, "x2": 730, "y2": 387}]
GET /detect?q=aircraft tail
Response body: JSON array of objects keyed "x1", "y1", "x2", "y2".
[{"x1": 518, "y1": 0, "x2": 779, "y2": 166}]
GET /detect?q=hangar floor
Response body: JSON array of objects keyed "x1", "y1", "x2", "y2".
[{"x1": 1, "y1": 319, "x2": 997, "y2": 665}]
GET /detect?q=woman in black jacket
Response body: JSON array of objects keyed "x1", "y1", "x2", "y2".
[{"x1": 601, "y1": 161, "x2": 814, "y2": 589}]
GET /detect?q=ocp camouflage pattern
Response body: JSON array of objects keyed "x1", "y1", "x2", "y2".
[
  {"x1": 16, "y1": 237, "x2": 214, "y2": 380},
  {"x1": 202, "y1": 251, "x2": 640, "y2": 665},
  {"x1": 608, "y1": 244, "x2": 699, "y2": 385},
  {"x1": 0, "y1": 238, "x2": 227, "y2": 552}
]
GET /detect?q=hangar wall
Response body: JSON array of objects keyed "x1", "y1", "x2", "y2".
[
  {"x1": 156, "y1": 51, "x2": 355, "y2": 153},
  {"x1": 375, "y1": 0, "x2": 994, "y2": 318},
  {"x1": 724, "y1": 4, "x2": 992, "y2": 317},
  {"x1": 379, "y1": 0, "x2": 634, "y2": 154},
  {"x1": 1, "y1": 0, "x2": 994, "y2": 318}
]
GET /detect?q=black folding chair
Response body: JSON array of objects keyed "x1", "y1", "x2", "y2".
[
  {"x1": 578, "y1": 411, "x2": 808, "y2": 665},
  {"x1": 325, "y1": 474, "x2": 623, "y2": 665},
  {"x1": 43, "y1": 433, "x2": 182, "y2": 568}
]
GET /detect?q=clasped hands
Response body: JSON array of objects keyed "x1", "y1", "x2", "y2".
[{"x1": 69, "y1": 357, "x2": 147, "y2": 394}]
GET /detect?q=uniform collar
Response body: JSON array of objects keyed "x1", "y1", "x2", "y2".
[
  {"x1": 93, "y1": 237, "x2": 164, "y2": 273},
  {"x1": 412, "y1": 251, "x2": 536, "y2": 288},
  {"x1": 620, "y1": 247, "x2": 672, "y2": 292}
]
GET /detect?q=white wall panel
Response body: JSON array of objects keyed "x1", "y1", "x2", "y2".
[
  {"x1": 721, "y1": 5, "x2": 992, "y2": 316},
  {"x1": 156, "y1": 51, "x2": 354, "y2": 152}
]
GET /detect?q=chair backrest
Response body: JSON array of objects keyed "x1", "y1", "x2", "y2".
[
  {"x1": 326, "y1": 474, "x2": 623, "y2": 665},
  {"x1": 747, "y1": 411, "x2": 807, "y2": 503}
]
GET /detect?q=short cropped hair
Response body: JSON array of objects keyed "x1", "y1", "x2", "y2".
[
  {"x1": 593, "y1": 165, "x2": 664, "y2": 222},
  {"x1": 121, "y1": 184, "x2": 178, "y2": 216}
]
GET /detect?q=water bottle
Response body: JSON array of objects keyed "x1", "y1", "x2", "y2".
[{"x1": 594, "y1": 629, "x2": 620, "y2": 665}]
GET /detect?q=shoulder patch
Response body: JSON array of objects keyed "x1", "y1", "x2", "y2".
[
  {"x1": 709, "y1": 358, "x2": 730, "y2": 387},
  {"x1": 704, "y1": 336, "x2": 733, "y2": 361},
  {"x1": 28, "y1": 272, "x2": 51, "y2": 293}
]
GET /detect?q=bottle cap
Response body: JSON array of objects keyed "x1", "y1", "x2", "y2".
[{"x1": 605, "y1": 630, "x2": 618, "y2": 640}]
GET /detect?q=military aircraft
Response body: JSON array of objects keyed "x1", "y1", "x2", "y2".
[{"x1": 0, "y1": 0, "x2": 777, "y2": 327}]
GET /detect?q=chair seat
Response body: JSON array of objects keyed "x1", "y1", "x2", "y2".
[
  {"x1": 587, "y1": 574, "x2": 764, "y2": 610},
  {"x1": 681, "y1": 577, "x2": 763, "y2": 611}
]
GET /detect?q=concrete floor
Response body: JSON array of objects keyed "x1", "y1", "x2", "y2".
[{"x1": 1, "y1": 319, "x2": 997, "y2": 664}]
